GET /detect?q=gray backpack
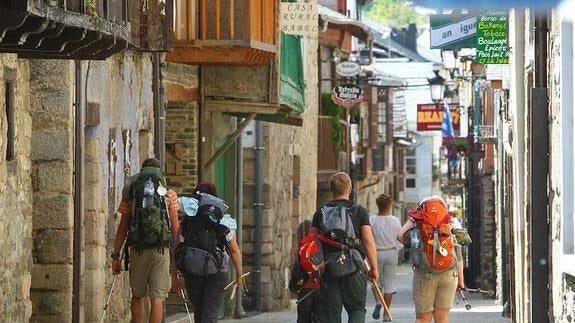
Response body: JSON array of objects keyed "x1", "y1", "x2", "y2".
[{"x1": 319, "y1": 205, "x2": 363, "y2": 278}]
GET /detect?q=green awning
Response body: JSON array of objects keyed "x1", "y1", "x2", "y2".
[{"x1": 279, "y1": 32, "x2": 305, "y2": 114}]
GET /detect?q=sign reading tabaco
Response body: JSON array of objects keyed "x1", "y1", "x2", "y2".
[
  {"x1": 476, "y1": 10, "x2": 509, "y2": 64},
  {"x1": 332, "y1": 84, "x2": 363, "y2": 108}
]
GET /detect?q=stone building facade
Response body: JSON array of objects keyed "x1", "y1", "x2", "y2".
[
  {"x1": 0, "y1": 54, "x2": 33, "y2": 323},
  {"x1": 1, "y1": 53, "x2": 155, "y2": 322}
]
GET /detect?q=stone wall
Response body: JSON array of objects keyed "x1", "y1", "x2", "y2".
[
  {"x1": 29, "y1": 59, "x2": 75, "y2": 323},
  {"x1": 549, "y1": 9, "x2": 575, "y2": 322},
  {"x1": 163, "y1": 63, "x2": 199, "y2": 193},
  {"x1": 29, "y1": 53, "x2": 154, "y2": 323},
  {"x1": 241, "y1": 33, "x2": 319, "y2": 311},
  {"x1": 0, "y1": 54, "x2": 32, "y2": 323}
]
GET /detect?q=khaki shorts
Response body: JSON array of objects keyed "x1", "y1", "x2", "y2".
[
  {"x1": 129, "y1": 248, "x2": 171, "y2": 299},
  {"x1": 412, "y1": 269, "x2": 458, "y2": 314}
]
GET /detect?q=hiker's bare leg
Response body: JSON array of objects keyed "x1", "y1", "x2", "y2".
[
  {"x1": 149, "y1": 297, "x2": 164, "y2": 323},
  {"x1": 131, "y1": 296, "x2": 145, "y2": 323},
  {"x1": 383, "y1": 293, "x2": 393, "y2": 319},
  {"x1": 415, "y1": 311, "x2": 433, "y2": 323},
  {"x1": 432, "y1": 308, "x2": 450, "y2": 323}
]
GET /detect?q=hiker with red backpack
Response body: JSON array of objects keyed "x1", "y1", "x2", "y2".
[
  {"x1": 397, "y1": 196, "x2": 465, "y2": 323},
  {"x1": 289, "y1": 219, "x2": 321, "y2": 323},
  {"x1": 308, "y1": 172, "x2": 379, "y2": 323},
  {"x1": 111, "y1": 158, "x2": 181, "y2": 323}
]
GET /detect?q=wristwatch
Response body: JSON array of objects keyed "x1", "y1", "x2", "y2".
[{"x1": 111, "y1": 251, "x2": 120, "y2": 260}]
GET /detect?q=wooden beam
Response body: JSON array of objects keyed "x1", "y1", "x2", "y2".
[
  {"x1": 205, "y1": 100, "x2": 279, "y2": 114},
  {"x1": 203, "y1": 112, "x2": 257, "y2": 170},
  {"x1": 166, "y1": 43, "x2": 276, "y2": 66}
]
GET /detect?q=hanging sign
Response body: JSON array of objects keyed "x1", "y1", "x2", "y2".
[
  {"x1": 280, "y1": 3, "x2": 318, "y2": 37},
  {"x1": 335, "y1": 61, "x2": 361, "y2": 77},
  {"x1": 332, "y1": 84, "x2": 363, "y2": 108},
  {"x1": 476, "y1": 10, "x2": 509, "y2": 64},
  {"x1": 430, "y1": 14, "x2": 476, "y2": 49}
]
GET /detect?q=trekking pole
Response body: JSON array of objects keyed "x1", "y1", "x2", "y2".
[
  {"x1": 363, "y1": 259, "x2": 392, "y2": 321},
  {"x1": 458, "y1": 290, "x2": 472, "y2": 310},
  {"x1": 179, "y1": 289, "x2": 194, "y2": 323},
  {"x1": 100, "y1": 237, "x2": 127, "y2": 323},
  {"x1": 224, "y1": 272, "x2": 251, "y2": 291},
  {"x1": 465, "y1": 288, "x2": 494, "y2": 295}
]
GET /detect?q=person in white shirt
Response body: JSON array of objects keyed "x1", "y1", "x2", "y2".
[{"x1": 369, "y1": 193, "x2": 403, "y2": 321}]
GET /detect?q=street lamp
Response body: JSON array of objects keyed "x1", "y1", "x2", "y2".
[{"x1": 428, "y1": 66, "x2": 446, "y2": 108}]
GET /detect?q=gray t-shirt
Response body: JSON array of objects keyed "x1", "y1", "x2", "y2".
[{"x1": 369, "y1": 214, "x2": 403, "y2": 251}]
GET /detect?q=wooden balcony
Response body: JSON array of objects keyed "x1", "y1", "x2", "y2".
[
  {"x1": 166, "y1": 0, "x2": 278, "y2": 66},
  {"x1": 0, "y1": 0, "x2": 131, "y2": 59}
]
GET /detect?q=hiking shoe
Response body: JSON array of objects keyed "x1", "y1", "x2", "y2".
[{"x1": 372, "y1": 304, "x2": 382, "y2": 320}]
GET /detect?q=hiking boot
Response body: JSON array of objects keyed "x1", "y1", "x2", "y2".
[{"x1": 372, "y1": 304, "x2": 382, "y2": 320}]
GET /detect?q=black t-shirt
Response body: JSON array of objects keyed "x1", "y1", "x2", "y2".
[{"x1": 311, "y1": 199, "x2": 371, "y2": 239}]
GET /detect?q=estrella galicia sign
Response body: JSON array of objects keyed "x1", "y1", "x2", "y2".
[{"x1": 331, "y1": 84, "x2": 363, "y2": 108}]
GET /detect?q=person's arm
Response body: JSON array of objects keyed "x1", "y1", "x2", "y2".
[
  {"x1": 455, "y1": 244, "x2": 465, "y2": 290},
  {"x1": 166, "y1": 191, "x2": 182, "y2": 291},
  {"x1": 112, "y1": 200, "x2": 131, "y2": 275},
  {"x1": 361, "y1": 225, "x2": 379, "y2": 282},
  {"x1": 228, "y1": 235, "x2": 243, "y2": 285},
  {"x1": 396, "y1": 218, "x2": 415, "y2": 244}
]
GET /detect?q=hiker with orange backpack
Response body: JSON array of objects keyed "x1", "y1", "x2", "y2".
[{"x1": 396, "y1": 196, "x2": 465, "y2": 323}]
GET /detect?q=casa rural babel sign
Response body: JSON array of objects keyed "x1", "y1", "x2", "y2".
[
  {"x1": 332, "y1": 84, "x2": 363, "y2": 108},
  {"x1": 417, "y1": 103, "x2": 460, "y2": 131}
]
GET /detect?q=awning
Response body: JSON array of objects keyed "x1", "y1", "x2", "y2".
[{"x1": 318, "y1": 5, "x2": 372, "y2": 43}]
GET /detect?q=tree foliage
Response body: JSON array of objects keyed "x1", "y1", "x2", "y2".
[{"x1": 363, "y1": 0, "x2": 426, "y2": 29}]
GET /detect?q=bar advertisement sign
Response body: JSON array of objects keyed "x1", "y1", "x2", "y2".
[{"x1": 417, "y1": 103, "x2": 460, "y2": 131}]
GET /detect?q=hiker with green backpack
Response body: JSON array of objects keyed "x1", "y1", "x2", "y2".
[
  {"x1": 111, "y1": 158, "x2": 181, "y2": 323},
  {"x1": 396, "y1": 196, "x2": 466, "y2": 323}
]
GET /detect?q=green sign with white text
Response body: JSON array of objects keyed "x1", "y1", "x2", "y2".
[{"x1": 476, "y1": 11, "x2": 509, "y2": 64}]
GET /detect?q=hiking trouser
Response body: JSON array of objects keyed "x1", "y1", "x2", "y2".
[
  {"x1": 297, "y1": 288, "x2": 320, "y2": 323},
  {"x1": 315, "y1": 269, "x2": 368, "y2": 323},
  {"x1": 183, "y1": 271, "x2": 228, "y2": 323}
]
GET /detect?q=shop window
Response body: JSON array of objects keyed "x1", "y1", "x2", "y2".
[{"x1": 405, "y1": 149, "x2": 416, "y2": 175}]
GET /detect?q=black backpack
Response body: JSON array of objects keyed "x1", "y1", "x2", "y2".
[
  {"x1": 175, "y1": 194, "x2": 231, "y2": 276},
  {"x1": 127, "y1": 167, "x2": 172, "y2": 253}
]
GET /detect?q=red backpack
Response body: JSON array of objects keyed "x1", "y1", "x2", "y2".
[
  {"x1": 410, "y1": 198, "x2": 456, "y2": 273},
  {"x1": 297, "y1": 231, "x2": 350, "y2": 289}
]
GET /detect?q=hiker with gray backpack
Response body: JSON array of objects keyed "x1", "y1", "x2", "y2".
[
  {"x1": 111, "y1": 158, "x2": 181, "y2": 323},
  {"x1": 309, "y1": 172, "x2": 379, "y2": 323}
]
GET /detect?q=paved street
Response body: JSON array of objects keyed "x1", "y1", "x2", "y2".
[{"x1": 168, "y1": 264, "x2": 511, "y2": 323}]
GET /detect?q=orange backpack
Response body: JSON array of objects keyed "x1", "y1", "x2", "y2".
[{"x1": 410, "y1": 198, "x2": 456, "y2": 273}]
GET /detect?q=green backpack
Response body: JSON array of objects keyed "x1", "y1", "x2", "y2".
[{"x1": 127, "y1": 167, "x2": 172, "y2": 252}]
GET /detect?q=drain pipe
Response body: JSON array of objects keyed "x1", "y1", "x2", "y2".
[
  {"x1": 531, "y1": 11, "x2": 550, "y2": 323},
  {"x1": 152, "y1": 52, "x2": 165, "y2": 165},
  {"x1": 254, "y1": 120, "x2": 264, "y2": 312},
  {"x1": 235, "y1": 118, "x2": 246, "y2": 317},
  {"x1": 72, "y1": 60, "x2": 85, "y2": 323}
]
